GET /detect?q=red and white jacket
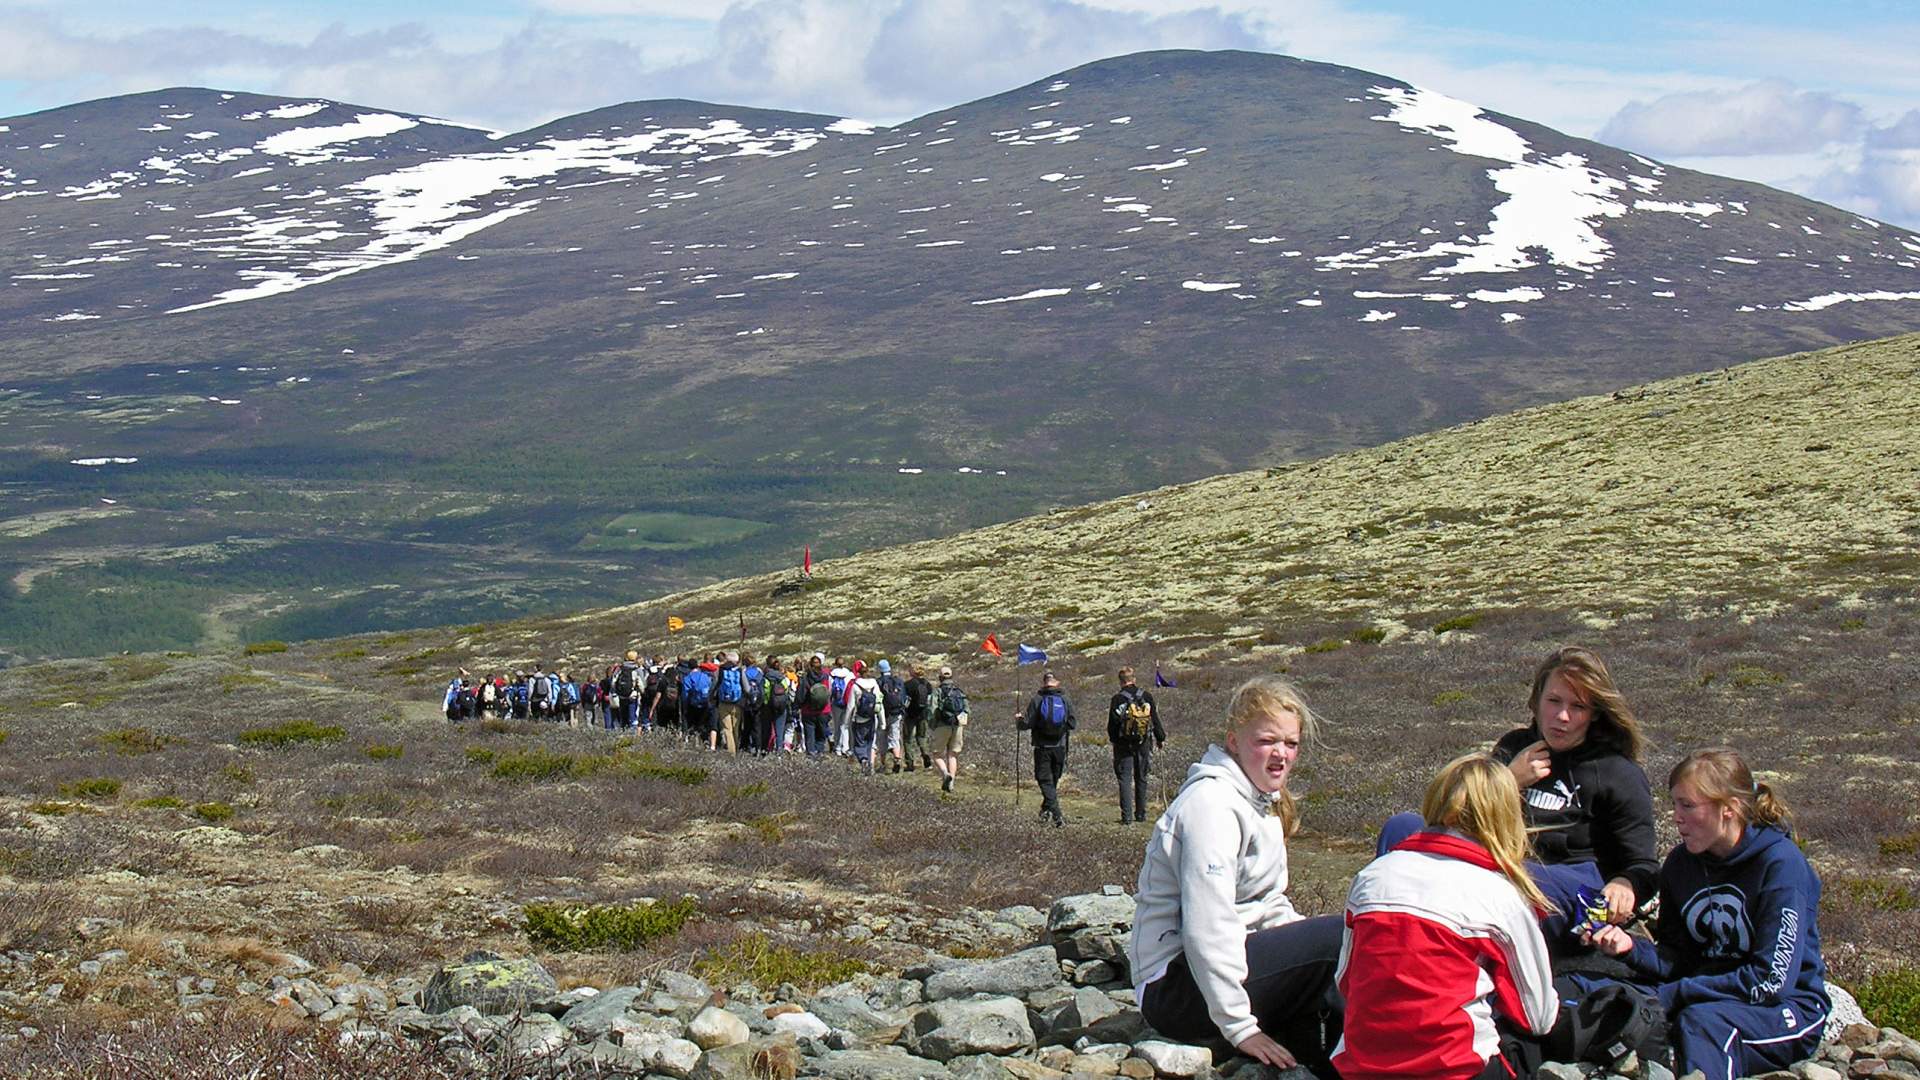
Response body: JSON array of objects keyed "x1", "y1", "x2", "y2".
[{"x1": 1333, "y1": 831, "x2": 1556, "y2": 1080}]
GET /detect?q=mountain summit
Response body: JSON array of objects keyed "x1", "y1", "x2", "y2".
[{"x1": 2, "y1": 50, "x2": 1918, "y2": 658}]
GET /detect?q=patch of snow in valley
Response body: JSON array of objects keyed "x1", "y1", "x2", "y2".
[
  {"x1": 1466, "y1": 286, "x2": 1544, "y2": 303},
  {"x1": 1182, "y1": 280, "x2": 1239, "y2": 292},
  {"x1": 971, "y1": 287, "x2": 1072, "y2": 305},
  {"x1": 70, "y1": 457, "x2": 139, "y2": 466},
  {"x1": 1130, "y1": 158, "x2": 1189, "y2": 171},
  {"x1": 1635, "y1": 200, "x2": 1722, "y2": 216}
]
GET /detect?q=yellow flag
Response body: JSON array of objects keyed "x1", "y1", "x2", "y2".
[{"x1": 666, "y1": 616, "x2": 686, "y2": 633}]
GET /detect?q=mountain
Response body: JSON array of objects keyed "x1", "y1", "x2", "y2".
[{"x1": 3, "y1": 50, "x2": 1919, "y2": 660}]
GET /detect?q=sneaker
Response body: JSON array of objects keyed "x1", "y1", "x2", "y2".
[
  {"x1": 942, "y1": 775, "x2": 954, "y2": 793},
  {"x1": 1052, "y1": 812, "x2": 1066, "y2": 828}
]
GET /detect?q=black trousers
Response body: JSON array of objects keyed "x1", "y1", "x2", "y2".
[
  {"x1": 1113, "y1": 742, "x2": 1152, "y2": 821},
  {"x1": 1032, "y1": 742, "x2": 1068, "y2": 819},
  {"x1": 1140, "y1": 915, "x2": 1345, "y2": 1076}
]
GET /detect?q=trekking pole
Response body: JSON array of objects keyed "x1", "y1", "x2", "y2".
[{"x1": 1012, "y1": 680, "x2": 1022, "y2": 809}]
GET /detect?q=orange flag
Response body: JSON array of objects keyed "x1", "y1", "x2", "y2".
[{"x1": 981, "y1": 634, "x2": 1002, "y2": 657}]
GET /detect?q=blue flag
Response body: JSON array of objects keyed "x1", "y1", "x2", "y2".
[
  {"x1": 1016, "y1": 644, "x2": 1048, "y2": 665},
  {"x1": 1153, "y1": 666, "x2": 1176, "y2": 688}
]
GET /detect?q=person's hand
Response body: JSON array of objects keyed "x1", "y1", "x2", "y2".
[
  {"x1": 1235, "y1": 1032, "x2": 1297, "y2": 1069},
  {"x1": 1601, "y1": 878, "x2": 1637, "y2": 923},
  {"x1": 1509, "y1": 740, "x2": 1551, "y2": 787},
  {"x1": 1585, "y1": 924, "x2": 1634, "y2": 956}
]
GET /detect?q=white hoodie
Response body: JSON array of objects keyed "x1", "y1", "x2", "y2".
[{"x1": 1130, "y1": 744, "x2": 1301, "y2": 1047}]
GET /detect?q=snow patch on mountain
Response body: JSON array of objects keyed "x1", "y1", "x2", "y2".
[
  {"x1": 256, "y1": 113, "x2": 420, "y2": 163},
  {"x1": 1783, "y1": 290, "x2": 1920, "y2": 312}
]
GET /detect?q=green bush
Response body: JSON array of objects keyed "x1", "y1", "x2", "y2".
[
  {"x1": 193, "y1": 802, "x2": 236, "y2": 823},
  {"x1": 1431, "y1": 689, "x2": 1473, "y2": 707},
  {"x1": 465, "y1": 747, "x2": 497, "y2": 765},
  {"x1": 221, "y1": 763, "x2": 256, "y2": 786},
  {"x1": 1349, "y1": 627, "x2": 1388, "y2": 645},
  {"x1": 693, "y1": 934, "x2": 869, "y2": 993},
  {"x1": 101, "y1": 726, "x2": 172, "y2": 755},
  {"x1": 0, "y1": 729, "x2": 9, "y2": 747},
  {"x1": 218, "y1": 673, "x2": 273, "y2": 694},
  {"x1": 363, "y1": 743, "x2": 404, "y2": 761},
  {"x1": 133, "y1": 795, "x2": 188, "y2": 810},
  {"x1": 489, "y1": 747, "x2": 576, "y2": 782},
  {"x1": 1880, "y1": 831, "x2": 1920, "y2": 859},
  {"x1": 27, "y1": 800, "x2": 81, "y2": 816},
  {"x1": 1432, "y1": 613, "x2": 1480, "y2": 634},
  {"x1": 237, "y1": 719, "x2": 345, "y2": 748},
  {"x1": 484, "y1": 747, "x2": 708, "y2": 786},
  {"x1": 1303, "y1": 638, "x2": 1345, "y2": 654},
  {"x1": 1854, "y1": 967, "x2": 1920, "y2": 1033},
  {"x1": 59, "y1": 777, "x2": 122, "y2": 800},
  {"x1": 242, "y1": 640, "x2": 289, "y2": 656},
  {"x1": 328, "y1": 647, "x2": 368, "y2": 660},
  {"x1": 1069, "y1": 637, "x2": 1116, "y2": 651},
  {"x1": 524, "y1": 897, "x2": 699, "y2": 951}
]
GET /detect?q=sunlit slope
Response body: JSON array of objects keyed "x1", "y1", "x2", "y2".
[{"x1": 568, "y1": 332, "x2": 1919, "y2": 658}]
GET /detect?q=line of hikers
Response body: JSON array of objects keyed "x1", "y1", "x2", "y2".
[
  {"x1": 444, "y1": 655, "x2": 1166, "y2": 814},
  {"x1": 1132, "y1": 647, "x2": 1832, "y2": 1080}
]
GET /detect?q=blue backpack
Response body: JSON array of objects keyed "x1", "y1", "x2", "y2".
[
  {"x1": 683, "y1": 669, "x2": 712, "y2": 709},
  {"x1": 717, "y1": 666, "x2": 743, "y2": 703},
  {"x1": 559, "y1": 681, "x2": 579, "y2": 706},
  {"x1": 1033, "y1": 694, "x2": 1069, "y2": 740}
]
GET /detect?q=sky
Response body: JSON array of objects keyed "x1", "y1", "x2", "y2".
[{"x1": 3, "y1": 0, "x2": 1918, "y2": 227}]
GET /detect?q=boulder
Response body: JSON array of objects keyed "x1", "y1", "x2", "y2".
[
  {"x1": 503, "y1": 1013, "x2": 571, "y2": 1060},
  {"x1": 905, "y1": 996, "x2": 1037, "y2": 1062},
  {"x1": 1056, "y1": 927, "x2": 1131, "y2": 966},
  {"x1": 1801, "y1": 1066, "x2": 1846, "y2": 1080},
  {"x1": 420, "y1": 951, "x2": 558, "y2": 1016},
  {"x1": 812, "y1": 1046, "x2": 957, "y2": 1079},
  {"x1": 560, "y1": 986, "x2": 646, "y2": 1039},
  {"x1": 1047, "y1": 894, "x2": 1135, "y2": 935},
  {"x1": 609, "y1": 1011, "x2": 687, "y2": 1042},
  {"x1": 689, "y1": 1004, "x2": 752, "y2": 1049},
  {"x1": 768, "y1": 1010, "x2": 831, "y2": 1039},
  {"x1": 614, "y1": 1031, "x2": 704, "y2": 1078},
  {"x1": 808, "y1": 993, "x2": 914, "y2": 1041},
  {"x1": 925, "y1": 947, "x2": 1065, "y2": 1001},
  {"x1": 1826, "y1": 985, "x2": 1870, "y2": 1042},
  {"x1": 948, "y1": 1054, "x2": 1021, "y2": 1080},
  {"x1": 1129, "y1": 1040, "x2": 1211, "y2": 1078},
  {"x1": 1040, "y1": 986, "x2": 1123, "y2": 1043},
  {"x1": 1073, "y1": 960, "x2": 1121, "y2": 986}
]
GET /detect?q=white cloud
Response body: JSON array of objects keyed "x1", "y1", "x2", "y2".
[{"x1": 1597, "y1": 79, "x2": 1865, "y2": 157}]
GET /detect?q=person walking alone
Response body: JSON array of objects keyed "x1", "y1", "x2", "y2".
[
  {"x1": 1017, "y1": 670, "x2": 1076, "y2": 826},
  {"x1": 1109, "y1": 666, "x2": 1167, "y2": 824}
]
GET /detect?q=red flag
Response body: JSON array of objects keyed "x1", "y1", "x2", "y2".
[
  {"x1": 981, "y1": 634, "x2": 1002, "y2": 657},
  {"x1": 803, "y1": 546, "x2": 812, "y2": 577}
]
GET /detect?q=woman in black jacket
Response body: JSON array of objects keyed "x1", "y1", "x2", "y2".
[{"x1": 1381, "y1": 646, "x2": 1657, "y2": 951}]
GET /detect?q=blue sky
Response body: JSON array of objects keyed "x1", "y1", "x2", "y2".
[{"x1": 4, "y1": 0, "x2": 1917, "y2": 225}]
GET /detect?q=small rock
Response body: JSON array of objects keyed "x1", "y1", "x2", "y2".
[
  {"x1": 1129, "y1": 1040, "x2": 1211, "y2": 1079},
  {"x1": 1073, "y1": 960, "x2": 1120, "y2": 986},
  {"x1": 948, "y1": 1054, "x2": 1019, "y2": 1080},
  {"x1": 1116, "y1": 1060, "x2": 1156, "y2": 1080},
  {"x1": 1037, "y1": 1046, "x2": 1076, "y2": 1070},
  {"x1": 1844, "y1": 1026, "x2": 1887, "y2": 1050},
  {"x1": 1851, "y1": 1060, "x2": 1889, "y2": 1079},
  {"x1": 656, "y1": 970, "x2": 717, "y2": 1007},
  {"x1": 609, "y1": 1011, "x2": 686, "y2": 1043},
  {"x1": 1071, "y1": 1053, "x2": 1122, "y2": 1077},
  {"x1": 1047, "y1": 895, "x2": 1135, "y2": 936},
  {"x1": 560, "y1": 985, "x2": 646, "y2": 1039},
  {"x1": 1638, "y1": 1058, "x2": 1675, "y2": 1080},
  {"x1": 689, "y1": 1034, "x2": 800, "y2": 1080},
  {"x1": 617, "y1": 1031, "x2": 704, "y2": 1078},
  {"x1": 768, "y1": 1010, "x2": 830, "y2": 1039},
  {"x1": 1535, "y1": 1064, "x2": 1588, "y2": 1080},
  {"x1": 1802, "y1": 1065, "x2": 1847, "y2": 1080},
  {"x1": 1871, "y1": 1032, "x2": 1920, "y2": 1065},
  {"x1": 74, "y1": 917, "x2": 121, "y2": 941},
  {"x1": 689, "y1": 1005, "x2": 751, "y2": 1050},
  {"x1": 811, "y1": 1046, "x2": 956, "y2": 1079},
  {"x1": 529, "y1": 985, "x2": 600, "y2": 1016}
]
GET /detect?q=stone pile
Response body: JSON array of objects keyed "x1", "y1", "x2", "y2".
[{"x1": 237, "y1": 887, "x2": 1905, "y2": 1080}]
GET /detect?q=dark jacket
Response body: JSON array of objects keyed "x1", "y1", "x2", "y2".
[
  {"x1": 904, "y1": 676, "x2": 933, "y2": 720},
  {"x1": 1491, "y1": 726, "x2": 1659, "y2": 903},
  {"x1": 1623, "y1": 824, "x2": 1827, "y2": 1019},
  {"x1": 1018, "y1": 687, "x2": 1075, "y2": 747},
  {"x1": 1107, "y1": 685, "x2": 1165, "y2": 749}
]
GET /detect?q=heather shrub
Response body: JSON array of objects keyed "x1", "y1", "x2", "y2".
[
  {"x1": 524, "y1": 896, "x2": 699, "y2": 951},
  {"x1": 693, "y1": 933, "x2": 870, "y2": 992},
  {"x1": 1856, "y1": 966, "x2": 1920, "y2": 1034},
  {"x1": 100, "y1": 726, "x2": 172, "y2": 755},
  {"x1": 242, "y1": 640, "x2": 289, "y2": 656},
  {"x1": 237, "y1": 719, "x2": 344, "y2": 747},
  {"x1": 193, "y1": 801, "x2": 236, "y2": 823},
  {"x1": 58, "y1": 777, "x2": 122, "y2": 800}
]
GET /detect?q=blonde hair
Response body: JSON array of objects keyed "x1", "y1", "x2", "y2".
[
  {"x1": 1528, "y1": 646, "x2": 1644, "y2": 761},
  {"x1": 1224, "y1": 674, "x2": 1319, "y2": 836},
  {"x1": 1422, "y1": 754, "x2": 1553, "y2": 914},
  {"x1": 1669, "y1": 748, "x2": 1792, "y2": 831}
]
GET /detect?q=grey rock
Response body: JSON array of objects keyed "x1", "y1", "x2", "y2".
[
  {"x1": 948, "y1": 1053, "x2": 1019, "y2": 1080},
  {"x1": 811, "y1": 1047, "x2": 956, "y2": 1079},
  {"x1": 1826, "y1": 985, "x2": 1869, "y2": 1043},
  {"x1": 314, "y1": 1004, "x2": 357, "y2": 1024},
  {"x1": 1872, "y1": 1032, "x2": 1920, "y2": 1066},
  {"x1": 1798, "y1": 1065, "x2": 1845, "y2": 1080},
  {"x1": 614, "y1": 1031, "x2": 704, "y2": 1078},
  {"x1": 925, "y1": 948, "x2": 1065, "y2": 1002},
  {"x1": 808, "y1": 993, "x2": 913, "y2": 1040},
  {"x1": 768, "y1": 1010, "x2": 830, "y2": 1039},
  {"x1": 1129, "y1": 1040, "x2": 1211, "y2": 1078},
  {"x1": 1072, "y1": 960, "x2": 1120, "y2": 986},
  {"x1": 1047, "y1": 895, "x2": 1134, "y2": 935},
  {"x1": 505, "y1": 1014, "x2": 572, "y2": 1059},
  {"x1": 656, "y1": 970, "x2": 716, "y2": 1007},
  {"x1": 689, "y1": 1005, "x2": 751, "y2": 1050},
  {"x1": 531, "y1": 985, "x2": 602, "y2": 1016},
  {"x1": 1085, "y1": 1005, "x2": 1147, "y2": 1045},
  {"x1": 904, "y1": 995, "x2": 1036, "y2": 1062},
  {"x1": 420, "y1": 951, "x2": 558, "y2": 1016},
  {"x1": 1101, "y1": 886, "x2": 1126, "y2": 897},
  {"x1": 904, "y1": 955, "x2": 971, "y2": 982},
  {"x1": 333, "y1": 983, "x2": 392, "y2": 1015},
  {"x1": 610, "y1": 1012, "x2": 688, "y2": 1043},
  {"x1": 1535, "y1": 1064, "x2": 1589, "y2": 1080},
  {"x1": 386, "y1": 1005, "x2": 436, "y2": 1037},
  {"x1": 994, "y1": 906, "x2": 1049, "y2": 932},
  {"x1": 562, "y1": 986, "x2": 648, "y2": 1039},
  {"x1": 1056, "y1": 928, "x2": 1131, "y2": 966},
  {"x1": 1046, "y1": 986, "x2": 1122, "y2": 1041},
  {"x1": 688, "y1": 1033, "x2": 801, "y2": 1080},
  {"x1": 579, "y1": 1036, "x2": 655, "y2": 1074}
]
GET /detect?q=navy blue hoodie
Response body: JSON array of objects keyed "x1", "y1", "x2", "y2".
[{"x1": 1623, "y1": 823, "x2": 1826, "y2": 1021}]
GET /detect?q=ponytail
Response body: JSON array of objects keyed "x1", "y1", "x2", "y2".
[{"x1": 1669, "y1": 747, "x2": 1794, "y2": 831}]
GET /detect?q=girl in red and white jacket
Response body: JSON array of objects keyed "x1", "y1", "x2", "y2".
[{"x1": 1334, "y1": 754, "x2": 1558, "y2": 1080}]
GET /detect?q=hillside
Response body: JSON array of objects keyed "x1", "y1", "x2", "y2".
[
  {"x1": 507, "y1": 331, "x2": 1920, "y2": 664},
  {"x1": 5, "y1": 50, "x2": 1920, "y2": 658}
]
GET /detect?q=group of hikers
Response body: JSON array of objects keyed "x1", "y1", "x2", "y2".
[
  {"x1": 1133, "y1": 646, "x2": 1830, "y2": 1080},
  {"x1": 444, "y1": 651, "x2": 1167, "y2": 813}
]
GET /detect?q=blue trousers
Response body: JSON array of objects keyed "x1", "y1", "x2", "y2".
[
  {"x1": 1378, "y1": 812, "x2": 1604, "y2": 952},
  {"x1": 803, "y1": 712, "x2": 830, "y2": 756},
  {"x1": 1671, "y1": 999, "x2": 1825, "y2": 1080},
  {"x1": 849, "y1": 719, "x2": 877, "y2": 763}
]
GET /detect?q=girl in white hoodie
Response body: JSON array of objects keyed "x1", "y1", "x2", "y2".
[{"x1": 1129, "y1": 675, "x2": 1343, "y2": 1075}]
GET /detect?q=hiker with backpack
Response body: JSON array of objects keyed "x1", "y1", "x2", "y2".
[
  {"x1": 739, "y1": 652, "x2": 766, "y2": 755},
  {"x1": 928, "y1": 667, "x2": 968, "y2": 791},
  {"x1": 876, "y1": 660, "x2": 910, "y2": 772},
  {"x1": 762, "y1": 658, "x2": 794, "y2": 753},
  {"x1": 529, "y1": 666, "x2": 555, "y2": 720},
  {"x1": 900, "y1": 664, "x2": 934, "y2": 772},
  {"x1": 682, "y1": 657, "x2": 716, "y2": 747},
  {"x1": 827, "y1": 658, "x2": 855, "y2": 756},
  {"x1": 508, "y1": 675, "x2": 530, "y2": 720},
  {"x1": 1109, "y1": 667, "x2": 1167, "y2": 824},
  {"x1": 1334, "y1": 753, "x2": 1556, "y2": 1080},
  {"x1": 712, "y1": 651, "x2": 747, "y2": 752},
  {"x1": 800, "y1": 655, "x2": 833, "y2": 757},
  {"x1": 1016, "y1": 671, "x2": 1076, "y2": 826},
  {"x1": 845, "y1": 660, "x2": 885, "y2": 775},
  {"x1": 1378, "y1": 646, "x2": 1658, "y2": 954},
  {"x1": 1131, "y1": 675, "x2": 1344, "y2": 1076},
  {"x1": 556, "y1": 672, "x2": 581, "y2": 727},
  {"x1": 444, "y1": 675, "x2": 472, "y2": 723},
  {"x1": 579, "y1": 674, "x2": 602, "y2": 729},
  {"x1": 613, "y1": 651, "x2": 644, "y2": 730},
  {"x1": 1582, "y1": 748, "x2": 1828, "y2": 1080}
]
